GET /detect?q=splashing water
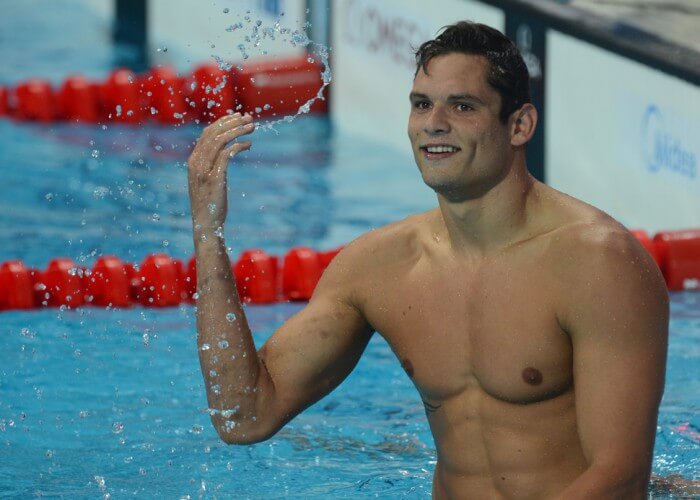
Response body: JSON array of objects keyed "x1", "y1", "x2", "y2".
[{"x1": 213, "y1": 14, "x2": 332, "y2": 133}]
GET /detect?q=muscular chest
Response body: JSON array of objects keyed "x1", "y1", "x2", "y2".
[{"x1": 364, "y1": 257, "x2": 573, "y2": 405}]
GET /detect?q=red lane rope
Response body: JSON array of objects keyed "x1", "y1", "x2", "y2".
[
  {"x1": 0, "y1": 53, "x2": 328, "y2": 125},
  {"x1": 0, "y1": 229, "x2": 699, "y2": 312},
  {"x1": 0, "y1": 247, "x2": 341, "y2": 311}
]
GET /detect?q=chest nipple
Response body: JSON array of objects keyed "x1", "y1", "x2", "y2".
[{"x1": 522, "y1": 367, "x2": 543, "y2": 386}]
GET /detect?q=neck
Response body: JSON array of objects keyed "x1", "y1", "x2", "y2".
[{"x1": 435, "y1": 164, "x2": 537, "y2": 257}]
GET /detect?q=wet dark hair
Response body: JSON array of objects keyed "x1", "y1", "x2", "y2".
[{"x1": 414, "y1": 21, "x2": 530, "y2": 123}]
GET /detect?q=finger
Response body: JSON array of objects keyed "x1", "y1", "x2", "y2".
[
  {"x1": 197, "y1": 120, "x2": 255, "y2": 172},
  {"x1": 205, "y1": 112, "x2": 252, "y2": 135},
  {"x1": 207, "y1": 112, "x2": 243, "y2": 130},
  {"x1": 214, "y1": 141, "x2": 252, "y2": 170},
  {"x1": 213, "y1": 120, "x2": 255, "y2": 145},
  {"x1": 198, "y1": 113, "x2": 247, "y2": 148}
]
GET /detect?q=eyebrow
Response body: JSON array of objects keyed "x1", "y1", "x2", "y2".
[{"x1": 409, "y1": 92, "x2": 485, "y2": 105}]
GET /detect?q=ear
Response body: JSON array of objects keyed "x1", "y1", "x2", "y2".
[{"x1": 509, "y1": 103, "x2": 538, "y2": 147}]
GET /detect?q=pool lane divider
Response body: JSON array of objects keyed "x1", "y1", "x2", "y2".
[
  {"x1": 0, "y1": 247, "x2": 341, "y2": 312},
  {"x1": 0, "y1": 53, "x2": 327, "y2": 125},
  {"x1": 1, "y1": 229, "x2": 699, "y2": 312}
]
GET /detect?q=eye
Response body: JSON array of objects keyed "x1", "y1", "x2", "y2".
[
  {"x1": 412, "y1": 100, "x2": 431, "y2": 110},
  {"x1": 456, "y1": 103, "x2": 474, "y2": 112}
]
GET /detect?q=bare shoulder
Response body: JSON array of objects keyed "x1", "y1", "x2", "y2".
[
  {"x1": 317, "y1": 210, "x2": 436, "y2": 305},
  {"x1": 546, "y1": 191, "x2": 661, "y2": 282},
  {"x1": 537, "y1": 187, "x2": 669, "y2": 332},
  {"x1": 328, "y1": 209, "x2": 437, "y2": 272}
]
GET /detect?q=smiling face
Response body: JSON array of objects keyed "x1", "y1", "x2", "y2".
[{"x1": 408, "y1": 53, "x2": 519, "y2": 201}]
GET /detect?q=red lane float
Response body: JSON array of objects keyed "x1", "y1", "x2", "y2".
[
  {"x1": 282, "y1": 247, "x2": 324, "y2": 301},
  {"x1": 0, "y1": 86, "x2": 8, "y2": 116},
  {"x1": 0, "y1": 246, "x2": 342, "y2": 312},
  {"x1": 237, "y1": 55, "x2": 327, "y2": 118},
  {"x1": 2, "y1": 228, "x2": 697, "y2": 313},
  {"x1": 653, "y1": 230, "x2": 700, "y2": 291},
  {"x1": 1, "y1": 52, "x2": 328, "y2": 125},
  {"x1": 0, "y1": 261, "x2": 35, "y2": 310},
  {"x1": 86, "y1": 256, "x2": 132, "y2": 307},
  {"x1": 58, "y1": 75, "x2": 100, "y2": 122},
  {"x1": 42, "y1": 258, "x2": 85, "y2": 307},
  {"x1": 15, "y1": 79, "x2": 55, "y2": 122},
  {"x1": 189, "y1": 63, "x2": 236, "y2": 122},
  {"x1": 100, "y1": 68, "x2": 143, "y2": 123},
  {"x1": 141, "y1": 66, "x2": 189, "y2": 124},
  {"x1": 134, "y1": 254, "x2": 182, "y2": 307},
  {"x1": 234, "y1": 249, "x2": 279, "y2": 303}
]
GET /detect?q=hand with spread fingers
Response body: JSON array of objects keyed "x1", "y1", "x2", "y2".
[{"x1": 187, "y1": 112, "x2": 255, "y2": 233}]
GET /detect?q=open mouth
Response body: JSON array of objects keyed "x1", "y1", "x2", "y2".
[{"x1": 420, "y1": 145, "x2": 461, "y2": 159}]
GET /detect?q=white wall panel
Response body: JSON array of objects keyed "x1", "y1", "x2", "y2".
[
  {"x1": 149, "y1": 0, "x2": 306, "y2": 72},
  {"x1": 546, "y1": 30, "x2": 700, "y2": 232}
]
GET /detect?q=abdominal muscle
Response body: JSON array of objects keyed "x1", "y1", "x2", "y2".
[{"x1": 427, "y1": 383, "x2": 588, "y2": 499}]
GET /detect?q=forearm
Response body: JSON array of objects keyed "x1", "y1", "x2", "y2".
[
  {"x1": 193, "y1": 228, "x2": 274, "y2": 443},
  {"x1": 553, "y1": 463, "x2": 649, "y2": 500}
]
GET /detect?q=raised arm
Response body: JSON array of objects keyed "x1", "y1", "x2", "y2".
[
  {"x1": 187, "y1": 114, "x2": 373, "y2": 445},
  {"x1": 556, "y1": 228, "x2": 669, "y2": 499}
]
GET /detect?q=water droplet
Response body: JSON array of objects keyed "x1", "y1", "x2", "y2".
[
  {"x1": 207, "y1": 203, "x2": 216, "y2": 214},
  {"x1": 223, "y1": 8, "x2": 229, "y2": 13},
  {"x1": 93, "y1": 186, "x2": 109, "y2": 199},
  {"x1": 112, "y1": 422, "x2": 124, "y2": 434},
  {"x1": 200, "y1": 343, "x2": 211, "y2": 351},
  {"x1": 44, "y1": 193, "x2": 54, "y2": 201},
  {"x1": 226, "y1": 313, "x2": 236, "y2": 322},
  {"x1": 151, "y1": 213, "x2": 160, "y2": 222},
  {"x1": 218, "y1": 339, "x2": 229, "y2": 349},
  {"x1": 91, "y1": 149, "x2": 100, "y2": 158},
  {"x1": 20, "y1": 328, "x2": 35, "y2": 339}
]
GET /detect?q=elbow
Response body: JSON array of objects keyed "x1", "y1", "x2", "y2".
[
  {"x1": 212, "y1": 417, "x2": 279, "y2": 445},
  {"x1": 586, "y1": 462, "x2": 652, "y2": 499}
]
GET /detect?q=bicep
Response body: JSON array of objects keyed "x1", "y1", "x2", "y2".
[
  {"x1": 257, "y1": 261, "x2": 374, "y2": 427},
  {"x1": 566, "y1": 234, "x2": 669, "y2": 472}
]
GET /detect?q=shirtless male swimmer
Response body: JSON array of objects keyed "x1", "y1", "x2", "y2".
[{"x1": 187, "y1": 21, "x2": 669, "y2": 499}]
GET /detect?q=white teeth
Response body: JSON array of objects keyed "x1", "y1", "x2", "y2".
[{"x1": 425, "y1": 146, "x2": 457, "y2": 153}]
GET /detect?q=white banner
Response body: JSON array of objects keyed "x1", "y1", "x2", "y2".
[
  {"x1": 546, "y1": 30, "x2": 700, "y2": 232},
  {"x1": 149, "y1": 0, "x2": 306, "y2": 73},
  {"x1": 331, "y1": 0, "x2": 505, "y2": 154}
]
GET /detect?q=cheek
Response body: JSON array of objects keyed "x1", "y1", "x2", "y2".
[{"x1": 407, "y1": 116, "x2": 420, "y2": 137}]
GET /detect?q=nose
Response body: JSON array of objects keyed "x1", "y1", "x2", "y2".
[{"x1": 424, "y1": 104, "x2": 450, "y2": 135}]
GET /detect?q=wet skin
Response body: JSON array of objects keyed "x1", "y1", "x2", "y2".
[{"x1": 188, "y1": 54, "x2": 668, "y2": 499}]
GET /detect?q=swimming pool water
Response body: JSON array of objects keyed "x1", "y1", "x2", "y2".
[{"x1": 1, "y1": 2, "x2": 699, "y2": 498}]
